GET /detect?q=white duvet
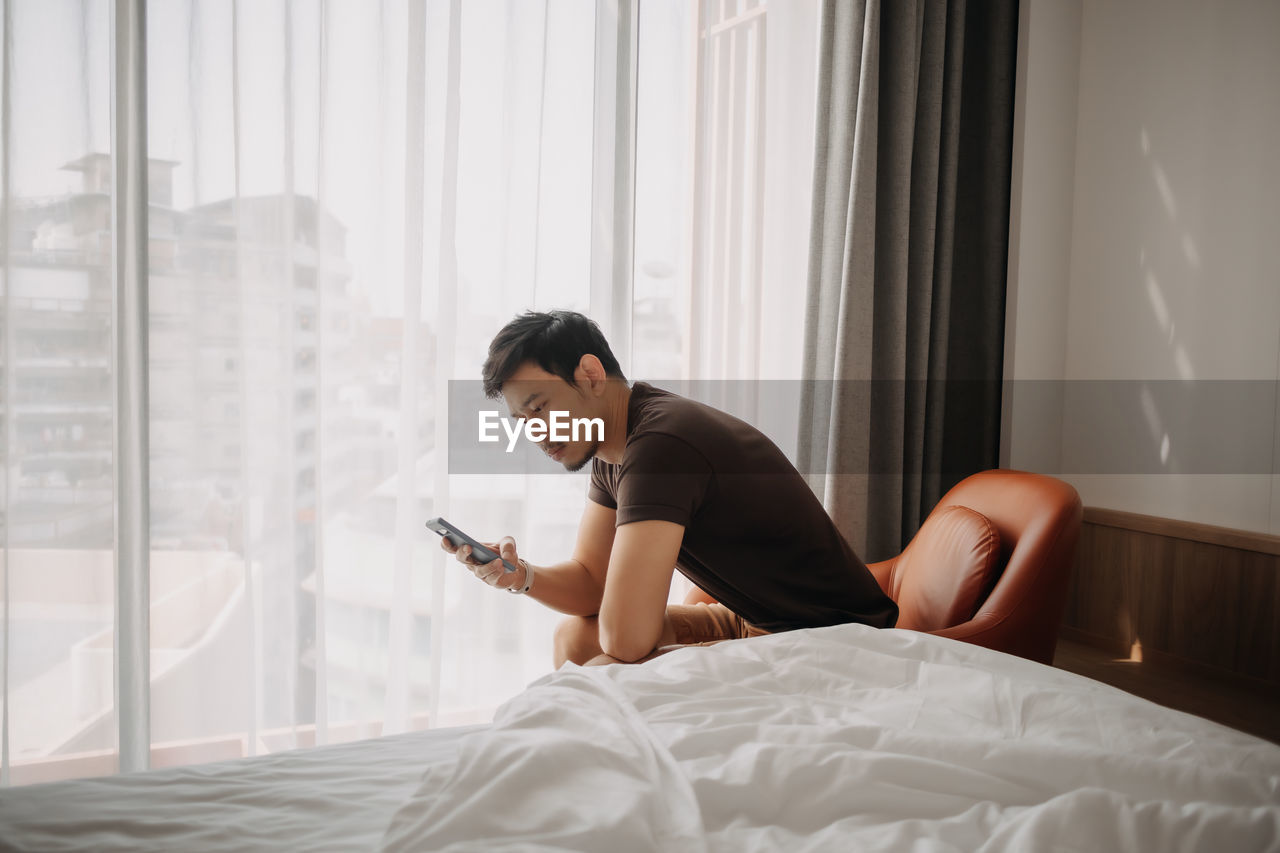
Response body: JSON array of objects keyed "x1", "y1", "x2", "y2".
[{"x1": 381, "y1": 624, "x2": 1280, "y2": 852}]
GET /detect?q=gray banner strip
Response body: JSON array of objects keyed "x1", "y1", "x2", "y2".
[{"x1": 445, "y1": 380, "x2": 1280, "y2": 476}]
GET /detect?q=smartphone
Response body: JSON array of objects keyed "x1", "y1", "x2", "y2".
[{"x1": 425, "y1": 517, "x2": 517, "y2": 573}]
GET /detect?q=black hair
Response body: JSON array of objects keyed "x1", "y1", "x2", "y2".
[{"x1": 481, "y1": 310, "x2": 626, "y2": 399}]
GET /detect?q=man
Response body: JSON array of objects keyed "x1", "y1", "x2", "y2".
[{"x1": 442, "y1": 310, "x2": 897, "y2": 667}]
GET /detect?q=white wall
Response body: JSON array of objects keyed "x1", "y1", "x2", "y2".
[
  {"x1": 1001, "y1": 0, "x2": 1080, "y2": 473},
  {"x1": 1004, "y1": 0, "x2": 1280, "y2": 535}
]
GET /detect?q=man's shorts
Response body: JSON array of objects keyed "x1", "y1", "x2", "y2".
[{"x1": 664, "y1": 602, "x2": 772, "y2": 648}]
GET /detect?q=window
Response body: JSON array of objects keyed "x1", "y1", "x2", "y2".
[{"x1": 1, "y1": 0, "x2": 820, "y2": 785}]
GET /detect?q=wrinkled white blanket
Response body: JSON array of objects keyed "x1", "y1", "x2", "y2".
[{"x1": 382, "y1": 624, "x2": 1280, "y2": 852}]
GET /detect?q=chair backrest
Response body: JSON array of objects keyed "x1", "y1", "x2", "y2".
[
  {"x1": 868, "y1": 469, "x2": 1083, "y2": 664},
  {"x1": 886, "y1": 505, "x2": 1002, "y2": 632}
]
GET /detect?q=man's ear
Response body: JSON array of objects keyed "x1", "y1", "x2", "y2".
[{"x1": 575, "y1": 354, "x2": 607, "y2": 396}]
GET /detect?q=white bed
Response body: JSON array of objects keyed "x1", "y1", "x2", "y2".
[
  {"x1": 3, "y1": 625, "x2": 1278, "y2": 852},
  {"x1": 0, "y1": 723, "x2": 485, "y2": 852}
]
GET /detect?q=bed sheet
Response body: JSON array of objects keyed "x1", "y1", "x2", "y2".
[
  {"x1": 382, "y1": 625, "x2": 1280, "y2": 852},
  {"x1": 0, "y1": 723, "x2": 486, "y2": 852}
]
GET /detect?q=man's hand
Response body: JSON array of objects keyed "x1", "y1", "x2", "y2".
[{"x1": 441, "y1": 534, "x2": 528, "y2": 593}]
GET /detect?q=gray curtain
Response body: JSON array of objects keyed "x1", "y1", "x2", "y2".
[{"x1": 798, "y1": 0, "x2": 1018, "y2": 562}]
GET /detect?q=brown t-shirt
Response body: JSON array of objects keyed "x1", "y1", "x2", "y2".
[{"x1": 588, "y1": 382, "x2": 898, "y2": 633}]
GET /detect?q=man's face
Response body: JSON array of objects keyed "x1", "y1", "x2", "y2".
[{"x1": 499, "y1": 362, "x2": 602, "y2": 472}]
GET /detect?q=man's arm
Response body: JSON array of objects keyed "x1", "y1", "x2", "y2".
[
  {"x1": 597, "y1": 519, "x2": 683, "y2": 662},
  {"x1": 520, "y1": 500, "x2": 617, "y2": 616}
]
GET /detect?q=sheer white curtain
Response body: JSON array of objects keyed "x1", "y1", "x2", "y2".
[
  {"x1": 1, "y1": 0, "x2": 119, "y2": 787},
  {"x1": 0, "y1": 0, "x2": 819, "y2": 786},
  {"x1": 1, "y1": 0, "x2": 595, "y2": 785},
  {"x1": 633, "y1": 0, "x2": 820, "y2": 600}
]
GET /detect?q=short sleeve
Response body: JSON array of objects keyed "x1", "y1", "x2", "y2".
[
  {"x1": 615, "y1": 433, "x2": 713, "y2": 527},
  {"x1": 587, "y1": 458, "x2": 618, "y2": 509}
]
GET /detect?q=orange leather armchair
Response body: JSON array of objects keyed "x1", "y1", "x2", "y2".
[
  {"x1": 865, "y1": 469, "x2": 1083, "y2": 664},
  {"x1": 683, "y1": 469, "x2": 1083, "y2": 665}
]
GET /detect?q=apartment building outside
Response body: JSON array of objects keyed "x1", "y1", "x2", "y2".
[{"x1": 2, "y1": 153, "x2": 446, "y2": 780}]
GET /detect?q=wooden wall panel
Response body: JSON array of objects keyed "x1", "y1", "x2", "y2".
[
  {"x1": 1236, "y1": 551, "x2": 1279, "y2": 682},
  {"x1": 1062, "y1": 508, "x2": 1280, "y2": 691},
  {"x1": 1129, "y1": 531, "x2": 1173, "y2": 656}
]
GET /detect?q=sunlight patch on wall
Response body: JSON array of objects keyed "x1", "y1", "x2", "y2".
[
  {"x1": 1144, "y1": 270, "x2": 1170, "y2": 332},
  {"x1": 1180, "y1": 233, "x2": 1201, "y2": 269}
]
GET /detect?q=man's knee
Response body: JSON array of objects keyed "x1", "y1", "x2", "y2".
[{"x1": 553, "y1": 615, "x2": 601, "y2": 669}]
